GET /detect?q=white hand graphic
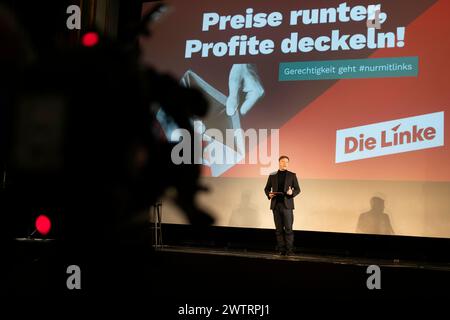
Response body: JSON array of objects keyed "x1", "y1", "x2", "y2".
[{"x1": 226, "y1": 64, "x2": 264, "y2": 116}]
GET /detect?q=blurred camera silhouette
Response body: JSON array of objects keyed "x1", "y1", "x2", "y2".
[{"x1": 0, "y1": 3, "x2": 214, "y2": 250}]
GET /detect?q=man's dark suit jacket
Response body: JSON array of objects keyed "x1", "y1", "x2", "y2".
[{"x1": 264, "y1": 170, "x2": 301, "y2": 210}]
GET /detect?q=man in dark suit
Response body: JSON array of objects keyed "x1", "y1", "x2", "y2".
[{"x1": 264, "y1": 155, "x2": 300, "y2": 255}]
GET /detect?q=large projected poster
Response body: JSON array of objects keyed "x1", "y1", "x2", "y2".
[{"x1": 142, "y1": 0, "x2": 450, "y2": 238}]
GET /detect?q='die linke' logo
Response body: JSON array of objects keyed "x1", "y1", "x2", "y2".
[{"x1": 345, "y1": 123, "x2": 436, "y2": 154}]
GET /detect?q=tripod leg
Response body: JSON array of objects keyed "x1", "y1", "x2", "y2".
[
  {"x1": 157, "y1": 204, "x2": 162, "y2": 246},
  {"x1": 153, "y1": 205, "x2": 158, "y2": 247}
]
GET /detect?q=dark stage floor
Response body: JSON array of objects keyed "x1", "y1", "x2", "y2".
[
  {"x1": 148, "y1": 245, "x2": 450, "y2": 300},
  {"x1": 5, "y1": 238, "x2": 450, "y2": 302}
]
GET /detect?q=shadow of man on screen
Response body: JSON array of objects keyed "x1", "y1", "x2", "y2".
[
  {"x1": 356, "y1": 197, "x2": 395, "y2": 235},
  {"x1": 229, "y1": 190, "x2": 260, "y2": 228}
]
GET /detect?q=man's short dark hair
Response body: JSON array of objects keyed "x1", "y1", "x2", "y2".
[{"x1": 279, "y1": 155, "x2": 289, "y2": 161}]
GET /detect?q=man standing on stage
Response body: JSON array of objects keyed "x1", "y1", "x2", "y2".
[{"x1": 264, "y1": 156, "x2": 301, "y2": 256}]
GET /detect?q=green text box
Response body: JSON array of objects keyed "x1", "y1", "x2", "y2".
[{"x1": 279, "y1": 56, "x2": 418, "y2": 81}]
